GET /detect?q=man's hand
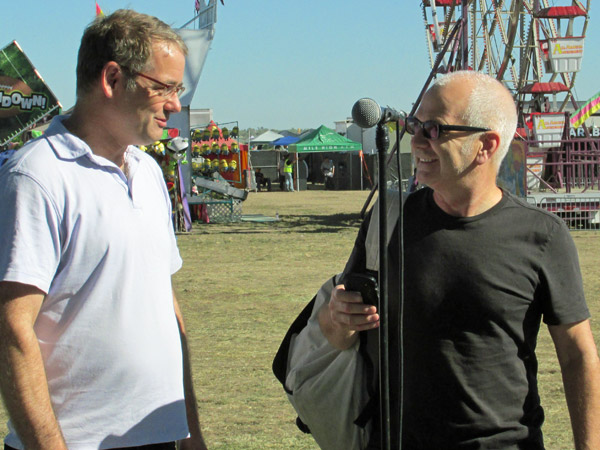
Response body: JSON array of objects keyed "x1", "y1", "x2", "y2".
[
  {"x1": 549, "y1": 319, "x2": 600, "y2": 450},
  {"x1": 318, "y1": 284, "x2": 379, "y2": 350}
]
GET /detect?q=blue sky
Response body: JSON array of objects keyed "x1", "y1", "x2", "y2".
[{"x1": 4, "y1": 1, "x2": 599, "y2": 130}]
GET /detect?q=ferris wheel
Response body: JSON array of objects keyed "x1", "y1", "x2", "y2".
[{"x1": 421, "y1": 0, "x2": 589, "y2": 117}]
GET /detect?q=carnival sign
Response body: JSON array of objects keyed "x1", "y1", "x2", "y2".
[{"x1": 0, "y1": 41, "x2": 61, "y2": 146}]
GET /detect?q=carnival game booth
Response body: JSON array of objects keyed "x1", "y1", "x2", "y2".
[
  {"x1": 248, "y1": 135, "x2": 301, "y2": 191},
  {"x1": 188, "y1": 121, "x2": 249, "y2": 223},
  {"x1": 288, "y1": 125, "x2": 362, "y2": 190}
]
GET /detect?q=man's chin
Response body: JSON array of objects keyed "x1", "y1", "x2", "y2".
[{"x1": 141, "y1": 130, "x2": 165, "y2": 145}]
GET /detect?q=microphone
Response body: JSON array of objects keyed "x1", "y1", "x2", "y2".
[{"x1": 351, "y1": 98, "x2": 406, "y2": 129}]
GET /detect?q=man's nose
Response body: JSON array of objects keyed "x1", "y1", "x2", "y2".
[{"x1": 165, "y1": 92, "x2": 182, "y2": 113}]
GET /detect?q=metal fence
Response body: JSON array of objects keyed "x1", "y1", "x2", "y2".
[{"x1": 527, "y1": 195, "x2": 600, "y2": 231}]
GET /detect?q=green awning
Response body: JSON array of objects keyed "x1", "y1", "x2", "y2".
[{"x1": 288, "y1": 125, "x2": 362, "y2": 153}]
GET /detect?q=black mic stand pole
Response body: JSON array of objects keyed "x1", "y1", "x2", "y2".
[
  {"x1": 376, "y1": 122, "x2": 392, "y2": 450},
  {"x1": 356, "y1": 18, "x2": 466, "y2": 449}
]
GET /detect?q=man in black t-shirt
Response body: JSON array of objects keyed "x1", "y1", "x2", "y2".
[{"x1": 317, "y1": 71, "x2": 600, "y2": 449}]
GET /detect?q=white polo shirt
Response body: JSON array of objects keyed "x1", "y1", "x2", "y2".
[{"x1": 0, "y1": 116, "x2": 188, "y2": 449}]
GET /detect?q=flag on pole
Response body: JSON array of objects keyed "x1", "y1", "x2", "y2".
[
  {"x1": 195, "y1": 0, "x2": 200, "y2": 12},
  {"x1": 570, "y1": 91, "x2": 600, "y2": 128},
  {"x1": 96, "y1": 2, "x2": 104, "y2": 17}
]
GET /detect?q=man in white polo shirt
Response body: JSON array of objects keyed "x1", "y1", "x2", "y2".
[{"x1": 0, "y1": 10, "x2": 207, "y2": 450}]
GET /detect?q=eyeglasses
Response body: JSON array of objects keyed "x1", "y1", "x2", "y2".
[
  {"x1": 128, "y1": 70, "x2": 185, "y2": 98},
  {"x1": 405, "y1": 116, "x2": 490, "y2": 141}
]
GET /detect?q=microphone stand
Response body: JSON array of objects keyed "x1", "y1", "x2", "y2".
[
  {"x1": 356, "y1": 18, "x2": 467, "y2": 449},
  {"x1": 376, "y1": 122, "x2": 392, "y2": 450}
]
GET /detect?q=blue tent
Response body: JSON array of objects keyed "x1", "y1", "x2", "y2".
[{"x1": 272, "y1": 135, "x2": 300, "y2": 146}]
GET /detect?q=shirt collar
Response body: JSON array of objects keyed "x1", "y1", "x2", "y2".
[
  {"x1": 44, "y1": 115, "x2": 93, "y2": 160},
  {"x1": 45, "y1": 114, "x2": 139, "y2": 169}
]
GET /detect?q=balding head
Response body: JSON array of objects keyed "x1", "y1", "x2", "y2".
[{"x1": 431, "y1": 71, "x2": 517, "y2": 168}]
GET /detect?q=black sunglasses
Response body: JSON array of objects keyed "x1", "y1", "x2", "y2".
[{"x1": 405, "y1": 116, "x2": 490, "y2": 141}]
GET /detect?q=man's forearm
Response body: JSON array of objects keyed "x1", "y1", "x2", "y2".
[
  {"x1": 173, "y1": 293, "x2": 208, "y2": 449},
  {"x1": 0, "y1": 324, "x2": 66, "y2": 450},
  {"x1": 562, "y1": 355, "x2": 600, "y2": 449}
]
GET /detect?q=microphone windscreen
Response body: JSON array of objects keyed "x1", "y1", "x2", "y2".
[{"x1": 352, "y1": 98, "x2": 381, "y2": 128}]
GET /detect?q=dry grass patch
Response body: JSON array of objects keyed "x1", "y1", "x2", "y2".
[{"x1": 0, "y1": 191, "x2": 598, "y2": 450}]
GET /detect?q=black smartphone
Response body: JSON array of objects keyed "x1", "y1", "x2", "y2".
[{"x1": 343, "y1": 272, "x2": 379, "y2": 307}]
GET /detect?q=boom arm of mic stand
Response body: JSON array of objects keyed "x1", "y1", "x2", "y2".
[{"x1": 358, "y1": 18, "x2": 465, "y2": 219}]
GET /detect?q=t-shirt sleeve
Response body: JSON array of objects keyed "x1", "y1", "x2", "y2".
[
  {"x1": 0, "y1": 172, "x2": 61, "y2": 293},
  {"x1": 169, "y1": 223, "x2": 183, "y2": 276},
  {"x1": 539, "y1": 220, "x2": 589, "y2": 325}
]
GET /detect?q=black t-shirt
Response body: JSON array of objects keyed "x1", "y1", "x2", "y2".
[{"x1": 344, "y1": 187, "x2": 589, "y2": 449}]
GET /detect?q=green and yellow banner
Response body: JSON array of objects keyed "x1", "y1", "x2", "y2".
[{"x1": 0, "y1": 41, "x2": 61, "y2": 146}]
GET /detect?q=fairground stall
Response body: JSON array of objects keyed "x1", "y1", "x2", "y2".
[
  {"x1": 164, "y1": 0, "x2": 250, "y2": 229},
  {"x1": 188, "y1": 121, "x2": 249, "y2": 224},
  {"x1": 288, "y1": 125, "x2": 363, "y2": 191}
]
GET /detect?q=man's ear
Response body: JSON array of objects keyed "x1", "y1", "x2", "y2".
[
  {"x1": 475, "y1": 130, "x2": 501, "y2": 165},
  {"x1": 101, "y1": 61, "x2": 123, "y2": 98}
]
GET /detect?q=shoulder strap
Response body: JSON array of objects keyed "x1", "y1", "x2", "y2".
[
  {"x1": 272, "y1": 296, "x2": 316, "y2": 391},
  {"x1": 365, "y1": 190, "x2": 406, "y2": 271}
]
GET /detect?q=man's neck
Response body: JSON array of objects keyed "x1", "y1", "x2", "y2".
[
  {"x1": 63, "y1": 104, "x2": 128, "y2": 169},
  {"x1": 432, "y1": 182, "x2": 502, "y2": 218}
]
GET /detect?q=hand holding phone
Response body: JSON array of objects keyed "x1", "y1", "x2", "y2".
[{"x1": 343, "y1": 272, "x2": 379, "y2": 307}]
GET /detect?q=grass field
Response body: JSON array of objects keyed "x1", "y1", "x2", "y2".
[{"x1": 1, "y1": 189, "x2": 598, "y2": 449}]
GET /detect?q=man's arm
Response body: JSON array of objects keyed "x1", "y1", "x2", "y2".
[
  {"x1": 318, "y1": 285, "x2": 379, "y2": 351},
  {"x1": 0, "y1": 281, "x2": 67, "y2": 450},
  {"x1": 172, "y1": 290, "x2": 208, "y2": 450},
  {"x1": 549, "y1": 319, "x2": 600, "y2": 450},
  {"x1": 318, "y1": 206, "x2": 378, "y2": 351}
]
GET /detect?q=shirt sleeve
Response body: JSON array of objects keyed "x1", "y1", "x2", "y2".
[
  {"x1": 0, "y1": 171, "x2": 62, "y2": 293},
  {"x1": 539, "y1": 219, "x2": 589, "y2": 325}
]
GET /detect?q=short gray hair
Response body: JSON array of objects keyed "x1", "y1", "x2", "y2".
[{"x1": 433, "y1": 71, "x2": 517, "y2": 168}]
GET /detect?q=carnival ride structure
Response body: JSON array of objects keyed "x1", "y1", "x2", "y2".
[
  {"x1": 166, "y1": 0, "x2": 248, "y2": 229},
  {"x1": 420, "y1": 0, "x2": 600, "y2": 227}
]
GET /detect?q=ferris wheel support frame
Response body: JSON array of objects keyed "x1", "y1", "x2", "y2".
[{"x1": 420, "y1": 0, "x2": 600, "y2": 202}]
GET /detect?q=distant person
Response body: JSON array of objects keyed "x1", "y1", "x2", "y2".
[
  {"x1": 0, "y1": 10, "x2": 207, "y2": 450},
  {"x1": 321, "y1": 156, "x2": 335, "y2": 190},
  {"x1": 283, "y1": 153, "x2": 296, "y2": 192},
  {"x1": 300, "y1": 157, "x2": 310, "y2": 187},
  {"x1": 255, "y1": 168, "x2": 272, "y2": 192},
  {"x1": 278, "y1": 152, "x2": 286, "y2": 191}
]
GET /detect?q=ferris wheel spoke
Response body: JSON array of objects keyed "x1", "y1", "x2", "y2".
[{"x1": 420, "y1": 0, "x2": 588, "y2": 115}]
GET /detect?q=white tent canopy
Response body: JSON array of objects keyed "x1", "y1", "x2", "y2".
[{"x1": 252, "y1": 130, "x2": 284, "y2": 144}]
